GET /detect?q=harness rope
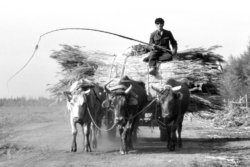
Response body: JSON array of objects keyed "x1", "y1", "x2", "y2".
[
  {"x1": 85, "y1": 98, "x2": 117, "y2": 132},
  {"x1": 82, "y1": 88, "x2": 118, "y2": 132}
]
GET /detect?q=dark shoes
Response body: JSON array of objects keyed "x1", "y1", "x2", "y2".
[
  {"x1": 149, "y1": 67, "x2": 157, "y2": 76},
  {"x1": 143, "y1": 57, "x2": 149, "y2": 62},
  {"x1": 149, "y1": 67, "x2": 162, "y2": 79}
]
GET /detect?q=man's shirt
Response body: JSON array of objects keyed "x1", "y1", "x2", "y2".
[{"x1": 149, "y1": 29, "x2": 177, "y2": 52}]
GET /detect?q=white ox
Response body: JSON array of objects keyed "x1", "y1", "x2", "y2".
[{"x1": 64, "y1": 79, "x2": 105, "y2": 152}]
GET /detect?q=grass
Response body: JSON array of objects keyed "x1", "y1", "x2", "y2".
[
  {"x1": 0, "y1": 104, "x2": 69, "y2": 161},
  {"x1": 0, "y1": 105, "x2": 68, "y2": 129},
  {"x1": 213, "y1": 104, "x2": 250, "y2": 127}
]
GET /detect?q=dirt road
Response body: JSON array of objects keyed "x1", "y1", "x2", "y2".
[{"x1": 1, "y1": 111, "x2": 250, "y2": 167}]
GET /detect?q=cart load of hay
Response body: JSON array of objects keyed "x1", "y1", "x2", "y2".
[{"x1": 47, "y1": 44, "x2": 225, "y2": 113}]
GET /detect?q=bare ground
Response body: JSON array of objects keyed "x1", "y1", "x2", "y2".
[{"x1": 1, "y1": 108, "x2": 250, "y2": 167}]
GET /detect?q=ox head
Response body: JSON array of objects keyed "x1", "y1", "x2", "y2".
[
  {"x1": 151, "y1": 84, "x2": 183, "y2": 118},
  {"x1": 102, "y1": 80, "x2": 138, "y2": 124},
  {"x1": 63, "y1": 86, "x2": 91, "y2": 123}
]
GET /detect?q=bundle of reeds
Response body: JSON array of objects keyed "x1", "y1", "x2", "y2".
[
  {"x1": 48, "y1": 44, "x2": 225, "y2": 113},
  {"x1": 47, "y1": 44, "x2": 115, "y2": 97}
]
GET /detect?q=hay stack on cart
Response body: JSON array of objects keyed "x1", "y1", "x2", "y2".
[{"x1": 48, "y1": 44, "x2": 225, "y2": 113}]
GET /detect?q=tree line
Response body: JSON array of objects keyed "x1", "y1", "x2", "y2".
[{"x1": 0, "y1": 97, "x2": 55, "y2": 107}]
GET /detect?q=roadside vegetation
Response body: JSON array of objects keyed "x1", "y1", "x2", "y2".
[
  {"x1": 213, "y1": 39, "x2": 250, "y2": 127},
  {"x1": 0, "y1": 97, "x2": 66, "y2": 128}
]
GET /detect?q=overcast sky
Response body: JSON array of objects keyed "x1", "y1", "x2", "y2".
[{"x1": 1, "y1": 0, "x2": 249, "y2": 98}]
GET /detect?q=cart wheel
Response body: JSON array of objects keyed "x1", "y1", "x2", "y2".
[
  {"x1": 107, "y1": 112, "x2": 116, "y2": 140},
  {"x1": 160, "y1": 129, "x2": 168, "y2": 141}
]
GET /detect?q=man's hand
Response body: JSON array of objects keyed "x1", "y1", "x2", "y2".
[
  {"x1": 172, "y1": 49, "x2": 177, "y2": 56},
  {"x1": 151, "y1": 44, "x2": 156, "y2": 50}
]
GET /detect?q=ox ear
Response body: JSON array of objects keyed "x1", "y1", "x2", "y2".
[
  {"x1": 128, "y1": 97, "x2": 138, "y2": 106},
  {"x1": 102, "y1": 99, "x2": 110, "y2": 108},
  {"x1": 172, "y1": 86, "x2": 181, "y2": 91},
  {"x1": 174, "y1": 92, "x2": 183, "y2": 100},
  {"x1": 63, "y1": 91, "x2": 72, "y2": 102}
]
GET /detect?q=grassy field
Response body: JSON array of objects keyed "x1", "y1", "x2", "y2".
[
  {"x1": 0, "y1": 105, "x2": 67, "y2": 129},
  {"x1": 1, "y1": 106, "x2": 250, "y2": 166}
]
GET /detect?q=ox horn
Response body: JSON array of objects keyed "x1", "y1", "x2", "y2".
[
  {"x1": 151, "y1": 85, "x2": 161, "y2": 93},
  {"x1": 172, "y1": 86, "x2": 182, "y2": 91},
  {"x1": 125, "y1": 84, "x2": 133, "y2": 95},
  {"x1": 103, "y1": 79, "x2": 114, "y2": 94},
  {"x1": 83, "y1": 89, "x2": 91, "y2": 94}
]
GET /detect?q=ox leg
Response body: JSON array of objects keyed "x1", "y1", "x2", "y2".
[
  {"x1": 166, "y1": 126, "x2": 171, "y2": 149},
  {"x1": 83, "y1": 123, "x2": 92, "y2": 152},
  {"x1": 127, "y1": 127, "x2": 133, "y2": 150},
  {"x1": 128, "y1": 117, "x2": 139, "y2": 150},
  {"x1": 169, "y1": 124, "x2": 177, "y2": 151},
  {"x1": 90, "y1": 122, "x2": 97, "y2": 149},
  {"x1": 177, "y1": 115, "x2": 184, "y2": 148},
  {"x1": 119, "y1": 124, "x2": 128, "y2": 155},
  {"x1": 118, "y1": 125, "x2": 124, "y2": 154},
  {"x1": 132, "y1": 116, "x2": 139, "y2": 144},
  {"x1": 169, "y1": 116, "x2": 181, "y2": 151},
  {"x1": 81, "y1": 125, "x2": 85, "y2": 150},
  {"x1": 70, "y1": 118, "x2": 78, "y2": 152},
  {"x1": 97, "y1": 119, "x2": 102, "y2": 139}
]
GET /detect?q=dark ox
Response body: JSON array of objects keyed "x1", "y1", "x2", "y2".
[
  {"x1": 63, "y1": 79, "x2": 105, "y2": 152},
  {"x1": 152, "y1": 78, "x2": 190, "y2": 151},
  {"x1": 102, "y1": 76, "x2": 148, "y2": 154}
]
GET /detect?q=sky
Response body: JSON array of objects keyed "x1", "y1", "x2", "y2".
[{"x1": 0, "y1": 0, "x2": 249, "y2": 98}]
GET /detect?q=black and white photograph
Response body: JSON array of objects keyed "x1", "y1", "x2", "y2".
[{"x1": 1, "y1": 0, "x2": 250, "y2": 166}]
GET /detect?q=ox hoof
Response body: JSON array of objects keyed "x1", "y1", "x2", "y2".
[
  {"x1": 120, "y1": 150, "x2": 128, "y2": 155},
  {"x1": 120, "y1": 150, "x2": 125, "y2": 155},
  {"x1": 168, "y1": 144, "x2": 175, "y2": 151},
  {"x1": 92, "y1": 141, "x2": 97, "y2": 149},
  {"x1": 178, "y1": 143, "x2": 183, "y2": 148},
  {"x1": 119, "y1": 148, "x2": 128, "y2": 155},
  {"x1": 128, "y1": 143, "x2": 133, "y2": 150},
  {"x1": 85, "y1": 148, "x2": 92, "y2": 152},
  {"x1": 71, "y1": 147, "x2": 77, "y2": 152}
]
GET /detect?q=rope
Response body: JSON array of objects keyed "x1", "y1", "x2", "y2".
[
  {"x1": 130, "y1": 98, "x2": 157, "y2": 120},
  {"x1": 86, "y1": 104, "x2": 117, "y2": 132},
  {"x1": 85, "y1": 89, "x2": 117, "y2": 132},
  {"x1": 155, "y1": 118, "x2": 167, "y2": 129}
]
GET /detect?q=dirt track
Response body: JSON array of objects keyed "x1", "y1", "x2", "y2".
[{"x1": 1, "y1": 110, "x2": 250, "y2": 167}]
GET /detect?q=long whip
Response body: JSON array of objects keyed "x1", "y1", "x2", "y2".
[{"x1": 6, "y1": 28, "x2": 171, "y2": 89}]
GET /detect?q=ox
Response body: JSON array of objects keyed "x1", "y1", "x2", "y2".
[
  {"x1": 152, "y1": 78, "x2": 190, "y2": 151},
  {"x1": 102, "y1": 76, "x2": 148, "y2": 154},
  {"x1": 63, "y1": 79, "x2": 105, "y2": 152}
]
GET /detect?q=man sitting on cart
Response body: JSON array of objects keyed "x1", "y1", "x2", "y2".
[{"x1": 144, "y1": 18, "x2": 178, "y2": 76}]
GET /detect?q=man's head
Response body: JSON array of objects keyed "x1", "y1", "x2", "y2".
[{"x1": 155, "y1": 18, "x2": 164, "y2": 31}]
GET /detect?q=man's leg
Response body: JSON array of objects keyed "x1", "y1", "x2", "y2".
[
  {"x1": 148, "y1": 51, "x2": 162, "y2": 75},
  {"x1": 158, "y1": 52, "x2": 173, "y2": 61}
]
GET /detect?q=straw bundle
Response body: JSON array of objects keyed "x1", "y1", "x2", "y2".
[{"x1": 48, "y1": 44, "x2": 225, "y2": 113}]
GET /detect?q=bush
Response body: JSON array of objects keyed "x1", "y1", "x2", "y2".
[{"x1": 220, "y1": 39, "x2": 250, "y2": 100}]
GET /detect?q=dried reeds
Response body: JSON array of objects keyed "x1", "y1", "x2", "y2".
[{"x1": 48, "y1": 44, "x2": 225, "y2": 113}]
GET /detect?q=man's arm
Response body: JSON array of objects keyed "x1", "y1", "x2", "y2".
[
  {"x1": 149, "y1": 33, "x2": 156, "y2": 51},
  {"x1": 169, "y1": 32, "x2": 178, "y2": 55}
]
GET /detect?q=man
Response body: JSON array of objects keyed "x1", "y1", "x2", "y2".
[{"x1": 144, "y1": 18, "x2": 178, "y2": 76}]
